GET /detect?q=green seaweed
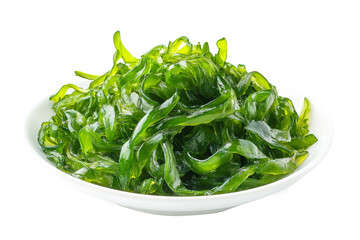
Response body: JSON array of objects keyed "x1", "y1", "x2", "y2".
[{"x1": 38, "y1": 31, "x2": 317, "y2": 195}]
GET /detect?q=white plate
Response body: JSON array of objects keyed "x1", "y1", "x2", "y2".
[{"x1": 25, "y1": 95, "x2": 332, "y2": 216}]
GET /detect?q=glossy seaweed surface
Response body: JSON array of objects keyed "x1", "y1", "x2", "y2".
[{"x1": 38, "y1": 31, "x2": 317, "y2": 196}]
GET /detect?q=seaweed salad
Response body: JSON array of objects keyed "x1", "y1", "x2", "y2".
[{"x1": 38, "y1": 31, "x2": 317, "y2": 196}]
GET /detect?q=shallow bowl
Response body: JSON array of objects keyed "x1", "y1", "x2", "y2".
[{"x1": 25, "y1": 94, "x2": 332, "y2": 215}]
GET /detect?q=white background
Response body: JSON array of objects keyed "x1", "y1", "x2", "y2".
[{"x1": 1, "y1": 0, "x2": 359, "y2": 239}]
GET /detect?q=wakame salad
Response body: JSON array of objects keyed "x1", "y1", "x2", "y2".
[{"x1": 38, "y1": 31, "x2": 317, "y2": 196}]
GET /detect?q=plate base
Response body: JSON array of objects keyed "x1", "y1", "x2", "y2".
[{"x1": 123, "y1": 206, "x2": 232, "y2": 216}]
